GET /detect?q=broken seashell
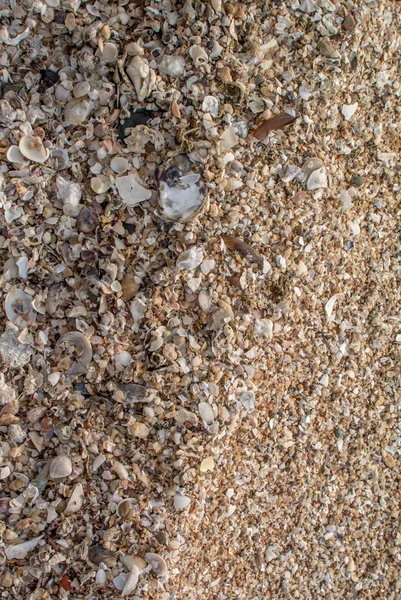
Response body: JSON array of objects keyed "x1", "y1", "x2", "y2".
[
  {"x1": 116, "y1": 498, "x2": 136, "y2": 519},
  {"x1": 64, "y1": 97, "x2": 93, "y2": 126},
  {"x1": 126, "y1": 56, "x2": 156, "y2": 102},
  {"x1": 116, "y1": 174, "x2": 152, "y2": 205},
  {"x1": 145, "y1": 553, "x2": 168, "y2": 576},
  {"x1": 124, "y1": 125, "x2": 165, "y2": 154},
  {"x1": 200, "y1": 456, "x2": 215, "y2": 472},
  {"x1": 325, "y1": 293, "x2": 342, "y2": 321},
  {"x1": 65, "y1": 483, "x2": 84, "y2": 514},
  {"x1": 56, "y1": 332, "x2": 93, "y2": 375},
  {"x1": 49, "y1": 454, "x2": 72, "y2": 479},
  {"x1": 56, "y1": 175, "x2": 82, "y2": 216},
  {"x1": 6, "y1": 145, "x2": 29, "y2": 165},
  {"x1": 173, "y1": 494, "x2": 191, "y2": 510},
  {"x1": 19, "y1": 135, "x2": 48, "y2": 163},
  {"x1": 128, "y1": 421, "x2": 149, "y2": 438},
  {"x1": 73, "y1": 81, "x2": 90, "y2": 98},
  {"x1": 122, "y1": 565, "x2": 139, "y2": 596},
  {"x1": 155, "y1": 154, "x2": 207, "y2": 222},
  {"x1": 189, "y1": 44, "x2": 208, "y2": 68},
  {"x1": 77, "y1": 206, "x2": 99, "y2": 233},
  {"x1": 176, "y1": 246, "x2": 204, "y2": 270},
  {"x1": 88, "y1": 545, "x2": 117, "y2": 568},
  {"x1": 307, "y1": 167, "x2": 328, "y2": 190},
  {"x1": 110, "y1": 156, "x2": 129, "y2": 174},
  {"x1": 158, "y1": 54, "x2": 186, "y2": 77},
  {"x1": 5, "y1": 535, "x2": 43, "y2": 560},
  {"x1": 98, "y1": 42, "x2": 118, "y2": 63},
  {"x1": 91, "y1": 175, "x2": 111, "y2": 194},
  {"x1": 5, "y1": 288, "x2": 36, "y2": 327},
  {"x1": 198, "y1": 401, "x2": 215, "y2": 424}
]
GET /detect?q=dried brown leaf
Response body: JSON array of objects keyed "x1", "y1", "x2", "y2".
[
  {"x1": 252, "y1": 114, "x2": 297, "y2": 141},
  {"x1": 222, "y1": 235, "x2": 264, "y2": 265}
]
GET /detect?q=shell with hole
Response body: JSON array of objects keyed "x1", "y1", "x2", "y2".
[
  {"x1": 155, "y1": 154, "x2": 208, "y2": 222},
  {"x1": 4, "y1": 288, "x2": 36, "y2": 327},
  {"x1": 18, "y1": 135, "x2": 48, "y2": 163}
]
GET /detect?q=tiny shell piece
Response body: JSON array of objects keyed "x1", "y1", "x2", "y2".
[
  {"x1": 49, "y1": 455, "x2": 72, "y2": 479},
  {"x1": 176, "y1": 246, "x2": 204, "y2": 270},
  {"x1": 110, "y1": 156, "x2": 129, "y2": 174},
  {"x1": 5, "y1": 535, "x2": 43, "y2": 560},
  {"x1": 65, "y1": 483, "x2": 84, "y2": 514},
  {"x1": 116, "y1": 175, "x2": 152, "y2": 205},
  {"x1": 174, "y1": 494, "x2": 191, "y2": 510},
  {"x1": 98, "y1": 42, "x2": 118, "y2": 63},
  {"x1": 198, "y1": 402, "x2": 215, "y2": 424},
  {"x1": 307, "y1": 167, "x2": 328, "y2": 190},
  {"x1": 341, "y1": 103, "x2": 358, "y2": 120},
  {"x1": 325, "y1": 294, "x2": 342, "y2": 321},
  {"x1": 145, "y1": 553, "x2": 168, "y2": 576},
  {"x1": 202, "y1": 95, "x2": 219, "y2": 118}
]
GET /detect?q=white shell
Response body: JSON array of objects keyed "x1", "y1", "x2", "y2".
[
  {"x1": 299, "y1": 0, "x2": 318, "y2": 12},
  {"x1": 239, "y1": 391, "x2": 255, "y2": 412},
  {"x1": 116, "y1": 174, "x2": 152, "y2": 205},
  {"x1": 4, "y1": 288, "x2": 36, "y2": 327},
  {"x1": 122, "y1": 565, "x2": 139, "y2": 596},
  {"x1": 6, "y1": 145, "x2": 29, "y2": 165},
  {"x1": 49, "y1": 455, "x2": 72, "y2": 479},
  {"x1": 96, "y1": 568, "x2": 107, "y2": 585},
  {"x1": 173, "y1": 494, "x2": 191, "y2": 510},
  {"x1": 64, "y1": 98, "x2": 93, "y2": 126},
  {"x1": 254, "y1": 318, "x2": 273, "y2": 340},
  {"x1": 98, "y1": 42, "x2": 118, "y2": 63},
  {"x1": 325, "y1": 293, "x2": 342, "y2": 321},
  {"x1": 198, "y1": 401, "x2": 214, "y2": 424},
  {"x1": 341, "y1": 103, "x2": 358, "y2": 120},
  {"x1": 145, "y1": 553, "x2": 168, "y2": 576},
  {"x1": 307, "y1": 167, "x2": 328, "y2": 190},
  {"x1": 5, "y1": 535, "x2": 43, "y2": 560},
  {"x1": 44, "y1": 0, "x2": 60, "y2": 6},
  {"x1": 189, "y1": 44, "x2": 208, "y2": 67},
  {"x1": 129, "y1": 421, "x2": 149, "y2": 438},
  {"x1": 91, "y1": 175, "x2": 111, "y2": 194},
  {"x1": 56, "y1": 332, "x2": 93, "y2": 375},
  {"x1": 158, "y1": 54, "x2": 186, "y2": 77},
  {"x1": 112, "y1": 460, "x2": 129, "y2": 480},
  {"x1": 115, "y1": 351, "x2": 133, "y2": 366},
  {"x1": 176, "y1": 246, "x2": 204, "y2": 271},
  {"x1": 56, "y1": 175, "x2": 82, "y2": 206},
  {"x1": 73, "y1": 81, "x2": 90, "y2": 98},
  {"x1": 19, "y1": 135, "x2": 48, "y2": 163},
  {"x1": 202, "y1": 95, "x2": 219, "y2": 118},
  {"x1": 126, "y1": 56, "x2": 156, "y2": 102},
  {"x1": 110, "y1": 156, "x2": 129, "y2": 174},
  {"x1": 65, "y1": 483, "x2": 84, "y2": 514}
]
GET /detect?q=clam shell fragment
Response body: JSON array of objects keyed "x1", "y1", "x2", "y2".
[
  {"x1": 4, "y1": 288, "x2": 36, "y2": 327},
  {"x1": 55, "y1": 332, "x2": 93, "y2": 375},
  {"x1": 155, "y1": 154, "x2": 207, "y2": 222},
  {"x1": 18, "y1": 135, "x2": 48, "y2": 163}
]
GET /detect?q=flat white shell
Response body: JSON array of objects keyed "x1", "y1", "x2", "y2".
[{"x1": 116, "y1": 174, "x2": 152, "y2": 205}]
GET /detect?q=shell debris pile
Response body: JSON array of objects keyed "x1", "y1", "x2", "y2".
[{"x1": 0, "y1": 0, "x2": 400, "y2": 598}]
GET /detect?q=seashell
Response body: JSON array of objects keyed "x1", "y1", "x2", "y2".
[
  {"x1": 5, "y1": 535, "x2": 43, "y2": 560},
  {"x1": 202, "y1": 95, "x2": 219, "y2": 118},
  {"x1": 126, "y1": 56, "x2": 156, "y2": 102},
  {"x1": 299, "y1": 0, "x2": 319, "y2": 13},
  {"x1": 341, "y1": 103, "x2": 358, "y2": 121},
  {"x1": 176, "y1": 246, "x2": 204, "y2": 270},
  {"x1": 88, "y1": 545, "x2": 117, "y2": 568},
  {"x1": 155, "y1": 154, "x2": 207, "y2": 222},
  {"x1": 6, "y1": 145, "x2": 29, "y2": 165},
  {"x1": 56, "y1": 332, "x2": 93, "y2": 375},
  {"x1": 64, "y1": 97, "x2": 93, "y2": 126},
  {"x1": 3, "y1": 258, "x2": 18, "y2": 281},
  {"x1": 117, "y1": 383, "x2": 147, "y2": 403},
  {"x1": 19, "y1": 135, "x2": 48, "y2": 163},
  {"x1": 124, "y1": 124, "x2": 164, "y2": 154},
  {"x1": 325, "y1": 294, "x2": 342, "y2": 321},
  {"x1": 50, "y1": 148, "x2": 69, "y2": 170},
  {"x1": 110, "y1": 156, "x2": 129, "y2": 174},
  {"x1": 56, "y1": 175, "x2": 82, "y2": 214},
  {"x1": 173, "y1": 494, "x2": 191, "y2": 510},
  {"x1": 145, "y1": 553, "x2": 168, "y2": 576},
  {"x1": 115, "y1": 351, "x2": 133, "y2": 366},
  {"x1": 65, "y1": 482, "x2": 84, "y2": 513},
  {"x1": 302, "y1": 157, "x2": 324, "y2": 176},
  {"x1": 5, "y1": 288, "x2": 36, "y2": 327},
  {"x1": 307, "y1": 167, "x2": 328, "y2": 190},
  {"x1": 49, "y1": 454, "x2": 72, "y2": 480},
  {"x1": 116, "y1": 498, "x2": 136, "y2": 519},
  {"x1": 98, "y1": 42, "x2": 118, "y2": 63},
  {"x1": 90, "y1": 175, "x2": 111, "y2": 194},
  {"x1": 113, "y1": 574, "x2": 128, "y2": 591},
  {"x1": 254, "y1": 318, "x2": 273, "y2": 340},
  {"x1": 73, "y1": 81, "x2": 90, "y2": 98},
  {"x1": 96, "y1": 568, "x2": 107, "y2": 585},
  {"x1": 239, "y1": 391, "x2": 255, "y2": 412},
  {"x1": 128, "y1": 421, "x2": 149, "y2": 438},
  {"x1": 121, "y1": 274, "x2": 139, "y2": 301},
  {"x1": 44, "y1": 0, "x2": 59, "y2": 6},
  {"x1": 112, "y1": 460, "x2": 129, "y2": 480},
  {"x1": 116, "y1": 174, "x2": 152, "y2": 206},
  {"x1": 198, "y1": 401, "x2": 214, "y2": 424},
  {"x1": 77, "y1": 206, "x2": 99, "y2": 233},
  {"x1": 0, "y1": 374, "x2": 16, "y2": 406},
  {"x1": 189, "y1": 44, "x2": 208, "y2": 68},
  {"x1": 200, "y1": 456, "x2": 215, "y2": 472},
  {"x1": 122, "y1": 565, "x2": 139, "y2": 596},
  {"x1": 158, "y1": 54, "x2": 186, "y2": 77}
]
